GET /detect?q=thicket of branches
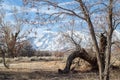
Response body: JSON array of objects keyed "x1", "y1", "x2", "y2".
[
  {"x1": 0, "y1": 0, "x2": 120, "y2": 80},
  {"x1": 22, "y1": 0, "x2": 120, "y2": 80}
]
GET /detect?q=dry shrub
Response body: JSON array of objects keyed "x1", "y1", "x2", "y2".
[
  {"x1": 35, "y1": 51, "x2": 52, "y2": 57},
  {"x1": 53, "y1": 51, "x2": 64, "y2": 57},
  {"x1": 71, "y1": 58, "x2": 92, "y2": 72}
]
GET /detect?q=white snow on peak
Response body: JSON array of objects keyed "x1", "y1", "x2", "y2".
[{"x1": 28, "y1": 29, "x2": 120, "y2": 51}]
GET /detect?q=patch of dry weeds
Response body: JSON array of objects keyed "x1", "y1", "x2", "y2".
[{"x1": 0, "y1": 59, "x2": 119, "y2": 80}]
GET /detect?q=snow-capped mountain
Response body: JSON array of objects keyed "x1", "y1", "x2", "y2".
[
  {"x1": 113, "y1": 30, "x2": 120, "y2": 41},
  {"x1": 28, "y1": 30, "x2": 91, "y2": 51},
  {"x1": 28, "y1": 30, "x2": 120, "y2": 51}
]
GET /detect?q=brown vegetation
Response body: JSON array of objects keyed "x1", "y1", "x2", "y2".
[{"x1": 0, "y1": 58, "x2": 119, "y2": 80}]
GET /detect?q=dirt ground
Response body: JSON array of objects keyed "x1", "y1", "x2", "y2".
[{"x1": 0, "y1": 60, "x2": 120, "y2": 80}]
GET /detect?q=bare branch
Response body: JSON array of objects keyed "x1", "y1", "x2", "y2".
[
  {"x1": 44, "y1": 0, "x2": 86, "y2": 20},
  {"x1": 113, "y1": 18, "x2": 120, "y2": 29}
]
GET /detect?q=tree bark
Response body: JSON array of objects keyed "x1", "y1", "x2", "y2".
[
  {"x1": 104, "y1": 0, "x2": 113, "y2": 80},
  {"x1": 58, "y1": 48, "x2": 97, "y2": 74},
  {"x1": 0, "y1": 47, "x2": 9, "y2": 69},
  {"x1": 99, "y1": 33, "x2": 107, "y2": 72},
  {"x1": 78, "y1": 1, "x2": 103, "y2": 79}
]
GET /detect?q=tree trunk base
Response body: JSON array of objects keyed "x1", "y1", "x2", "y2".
[{"x1": 58, "y1": 48, "x2": 98, "y2": 74}]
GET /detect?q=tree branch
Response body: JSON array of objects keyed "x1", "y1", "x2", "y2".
[{"x1": 44, "y1": 0, "x2": 86, "y2": 20}]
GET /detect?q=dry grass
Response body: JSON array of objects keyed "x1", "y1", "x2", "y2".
[{"x1": 0, "y1": 57, "x2": 120, "y2": 80}]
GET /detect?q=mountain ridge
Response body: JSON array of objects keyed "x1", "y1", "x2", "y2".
[{"x1": 28, "y1": 30, "x2": 120, "y2": 51}]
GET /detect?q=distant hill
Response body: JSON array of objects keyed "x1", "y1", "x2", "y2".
[{"x1": 28, "y1": 30, "x2": 120, "y2": 51}]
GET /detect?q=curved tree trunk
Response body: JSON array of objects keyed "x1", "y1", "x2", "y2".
[
  {"x1": 58, "y1": 48, "x2": 97, "y2": 74},
  {"x1": 0, "y1": 47, "x2": 9, "y2": 69},
  {"x1": 58, "y1": 33, "x2": 107, "y2": 74},
  {"x1": 2, "y1": 51, "x2": 9, "y2": 69}
]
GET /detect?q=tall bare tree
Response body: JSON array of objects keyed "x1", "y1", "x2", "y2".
[
  {"x1": 0, "y1": 5, "x2": 32, "y2": 68},
  {"x1": 22, "y1": 0, "x2": 120, "y2": 80}
]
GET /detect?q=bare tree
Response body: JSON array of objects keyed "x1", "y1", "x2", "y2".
[
  {"x1": 0, "y1": 5, "x2": 32, "y2": 68},
  {"x1": 22, "y1": 0, "x2": 120, "y2": 80},
  {"x1": 60, "y1": 23, "x2": 82, "y2": 51},
  {"x1": 19, "y1": 40, "x2": 35, "y2": 57}
]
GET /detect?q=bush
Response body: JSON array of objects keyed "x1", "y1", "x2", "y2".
[
  {"x1": 0, "y1": 58, "x2": 2, "y2": 63},
  {"x1": 53, "y1": 51, "x2": 64, "y2": 57},
  {"x1": 30, "y1": 56, "x2": 39, "y2": 61},
  {"x1": 19, "y1": 45, "x2": 35, "y2": 57},
  {"x1": 35, "y1": 51, "x2": 52, "y2": 57}
]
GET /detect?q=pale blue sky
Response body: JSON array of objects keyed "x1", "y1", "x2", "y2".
[
  {"x1": 1, "y1": 0, "x2": 120, "y2": 34},
  {"x1": 0, "y1": 0, "x2": 120, "y2": 50}
]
